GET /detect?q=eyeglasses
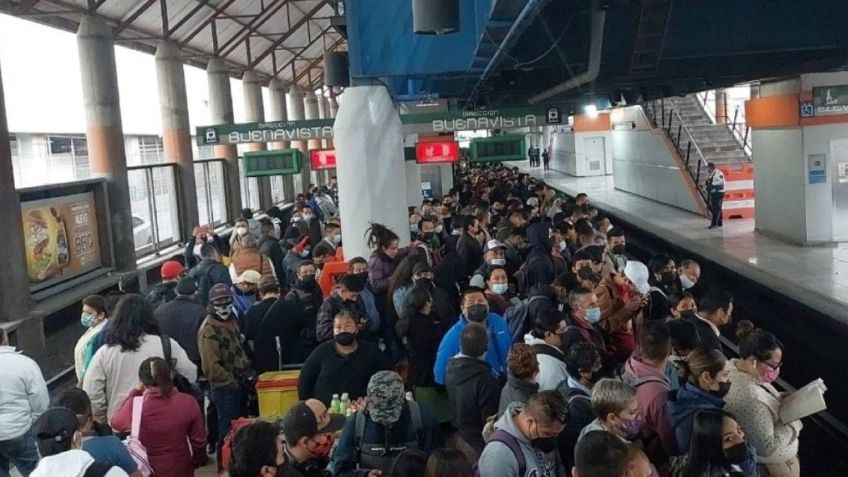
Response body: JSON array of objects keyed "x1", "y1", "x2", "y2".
[{"x1": 761, "y1": 360, "x2": 782, "y2": 370}]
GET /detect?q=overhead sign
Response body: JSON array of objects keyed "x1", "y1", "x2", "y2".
[
  {"x1": 470, "y1": 135, "x2": 526, "y2": 162},
  {"x1": 196, "y1": 105, "x2": 565, "y2": 146},
  {"x1": 21, "y1": 192, "x2": 102, "y2": 288},
  {"x1": 416, "y1": 141, "x2": 459, "y2": 164},
  {"x1": 813, "y1": 85, "x2": 848, "y2": 116},
  {"x1": 310, "y1": 149, "x2": 337, "y2": 170},
  {"x1": 243, "y1": 149, "x2": 303, "y2": 177}
]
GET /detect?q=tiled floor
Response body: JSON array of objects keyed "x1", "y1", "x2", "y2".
[{"x1": 526, "y1": 167, "x2": 848, "y2": 325}]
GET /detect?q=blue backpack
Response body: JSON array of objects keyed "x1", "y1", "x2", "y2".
[{"x1": 503, "y1": 295, "x2": 546, "y2": 343}]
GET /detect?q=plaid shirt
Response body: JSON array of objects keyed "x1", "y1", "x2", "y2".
[{"x1": 198, "y1": 316, "x2": 250, "y2": 387}]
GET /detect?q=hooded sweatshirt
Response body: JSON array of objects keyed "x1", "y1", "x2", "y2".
[
  {"x1": 523, "y1": 222, "x2": 555, "y2": 291},
  {"x1": 31, "y1": 450, "x2": 128, "y2": 477},
  {"x1": 665, "y1": 381, "x2": 725, "y2": 455},
  {"x1": 444, "y1": 356, "x2": 501, "y2": 453},
  {"x1": 523, "y1": 333, "x2": 568, "y2": 391},
  {"x1": 621, "y1": 356, "x2": 677, "y2": 457},
  {"x1": 477, "y1": 402, "x2": 557, "y2": 477}
]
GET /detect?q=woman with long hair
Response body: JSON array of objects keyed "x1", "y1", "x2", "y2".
[
  {"x1": 82, "y1": 294, "x2": 197, "y2": 423},
  {"x1": 111, "y1": 357, "x2": 207, "y2": 477},
  {"x1": 673, "y1": 410, "x2": 758, "y2": 477},
  {"x1": 367, "y1": 223, "x2": 413, "y2": 363}
]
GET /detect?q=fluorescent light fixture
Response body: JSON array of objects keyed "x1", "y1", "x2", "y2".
[{"x1": 584, "y1": 104, "x2": 598, "y2": 118}]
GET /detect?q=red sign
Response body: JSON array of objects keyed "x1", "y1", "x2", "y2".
[
  {"x1": 416, "y1": 141, "x2": 459, "y2": 164},
  {"x1": 309, "y1": 149, "x2": 336, "y2": 170}
]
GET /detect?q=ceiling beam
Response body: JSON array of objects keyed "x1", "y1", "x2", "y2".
[
  {"x1": 273, "y1": 25, "x2": 332, "y2": 75},
  {"x1": 294, "y1": 36, "x2": 344, "y2": 83},
  {"x1": 167, "y1": 0, "x2": 211, "y2": 36},
  {"x1": 112, "y1": 0, "x2": 157, "y2": 35},
  {"x1": 218, "y1": 0, "x2": 290, "y2": 58},
  {"x1": 180, "y1": 0, "x2": 238, "y2": 47},
  {"x1": 247, "y1": 0, "x2": 329, "y2": 70}
]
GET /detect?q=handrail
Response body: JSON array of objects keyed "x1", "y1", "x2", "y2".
[
  {"x1": 667, "y1": 100, "x2": 710, "y2": 169},
  {"x1": 694, "y1": 92, "x2": 753, "y2": 162}
]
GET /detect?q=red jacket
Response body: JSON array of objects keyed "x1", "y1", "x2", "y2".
[{"x1": 111, "y1": 387, "x2": 206, "y2": 477}]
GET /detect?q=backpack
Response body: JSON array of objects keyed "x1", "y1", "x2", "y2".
[
  {"x1": 354, "y1": 401, "x2": 424, "y2": 473},
  {"x1": 160, "y1": 335, "x2": 197, "y2": 397},
  {"x1": 503, "y1": 296, "x2": 546, "y2": 343},
  {"x1": 82, "y1": 461, "x2": 117, "y2": 477},
  {"x1": 513, "y1": 255, "x2": 543, "y2": 297},
  {"x1": 474, "y1": 429, "x2": 526, "y2": 477},
  {"x1": 124, "y1": 397, "x2": 154, "y2": 477}
]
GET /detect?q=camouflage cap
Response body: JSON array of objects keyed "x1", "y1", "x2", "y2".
[{"x1": 366, "y1": 371, "x2": 404, "y2": 425}]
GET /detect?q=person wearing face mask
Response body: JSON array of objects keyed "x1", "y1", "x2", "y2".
[
  {"x1": 445, "y1": 323, "x2": 503, "y2": 460},
  {"x1": 285, "y1": 260, "x2": 324, "y2": 356},
  {"x1": 349, "y1": 257, "x2": 381, "y2": 339},
  {"x1": 188, "y1": 242, "x2": 232, "y2": 307},
  {"x1": 477, "y1": 390, "x2": 569, "y2": 477},
  {"x1": 469, "y1": 240, "x2": 508, "y2": 289},
  {"x1": 184, "y1": 224, "x2": 223, "y2": 269},
  {"x1": 671, "y1": 410, "x2": 759, "y2": 477},
  {"x1": 298, "y1": 311, "x2": 391, "y2": 406},
  {"x1": 553, "y1": 221, "x2": 577, "y2": 264},
  {"x1": 228, "y1": 421, "x2": 287, "y2": 477},
  {"x1": 668, "y1": 292, "x2": 697, "y2": 321},
  {"x1": 416, "y1": 217, "x2": 443, "y2": 260},
  {"x1": 283, "y1": 236, "x2": 313, "y2": 285},
  {"x1": 604, "y1": 227, "x2": 628, "y2": 273},
  {"x1": 687, "y1": 290, "x2": 734, "y2": 352},
  {"x1": 595, "y1": 261, "x2": 644, "y2": 363},
  {"x1": 279, "y1": 399, "x2": 346, "y2": 477},
  {"x1": 75, "y1": 295, "x2": 109, "y2": 382},
  {"x1": 230, "y1": 218, "x2": 255, "y2": 253},
  {"x1": 665, "y1": 319, "x2": 699, "y2": 391},
  {"x1": 320, "y1": 221, "x2": 343, "y2": 255},
  {"x1": 315, "y1": 274, "x2": 369, "y2": 343},
  {"x1": 725, "y1": 326, "x2": 799, "y2": 477},
  {"x1": 555, "y1": 343, "x2": 602, "y2": 469},
  {"x1": 563, "y1": 287, "x2": 609, "y2": 363},
  {"x1": 622, "y1": 321, "x2": 678, "y2": 468},
  {"x1": 301, "y1": 205, "x2": 323, "y2": 247},
  {"x1": 523, "y1": 309, "x2": 569, "y2": 391},
  {"x1": 231, "y1": 270, "x2": 261, "y2": 327},
  {"x1": 198, "y1": 284, "x2": 250, "y2": 468},
  {"x1": 578, "y1": 379, "x2": 642, "y2": 447},
  {"x1": 646, "y1": 254, "x2": 679, "y2": 322},
  {"x1": 665, "y1": 347, "x2": 731, "y2": 455},
  {"x1": 259, "y1": 218, "x2": 287, "y2": 283},
  {"x1": 433, "y1": 288, "x2": 512, "y2": 385},
  {"x1": 484, "y1": 266, "x2": 512, "y2": 315},
  {"x1": 332, "y1": 371, "x2": 443, "y2": 477},
  {"x1": 677, "y1": 259, "x2": 702, "y2": 293}
]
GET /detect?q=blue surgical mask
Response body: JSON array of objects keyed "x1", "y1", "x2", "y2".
[
  {"x1": 492, "y1": 283, "x2": 509, "y2": 295},
  {"x1": 559, "y1": 240, "x2": 568, "y2": 252},
  {"x1": 585, "y1": 306, "x2": 602, "y2": 324},
  {"x1": 333, "y1": 234, "x2": 342, "y2": 244},
  {"x1": 80, "y1": 312, "x2": 98, "y2": 328}
]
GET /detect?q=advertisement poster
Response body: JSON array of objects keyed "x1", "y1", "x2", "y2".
[
  {"x1": 21, "y1": 192, "x2": 102, "y2": 287},
  {"x1": 310, "y1": 149, "x2": 337, "y2": 170},
  {"x1": 416, "y1": 141, "x2": 460, "y2": 164}
]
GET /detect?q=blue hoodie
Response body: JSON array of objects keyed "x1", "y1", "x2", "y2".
[
  {"x1": 665, "y1": 381, "x2": 725, "y2": 455},
  {"x1": 433, "y1": 313, "x2": 512, "y2": 385}
]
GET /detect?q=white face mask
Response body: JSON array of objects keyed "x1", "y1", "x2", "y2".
[
  {"x1": 193, "y1": 244, "x2": 203, "y2": 257},
  {"x1": 303, "y1": 214, "x2": 313, "y2": 221},
  {"x1": 680, "y1": 275, "x2": 696, "y2": 290},
  {"x1": 435, "y1": 224, "x2": 444, "y2": 234},
  {"x1": 559, "y1": 240, "x2": 568, "y2": 252},
  {"x1": 236, "y1": 227, "x2": 247, "y2": 237},
  {"x1": 490, "y1": 258, "x2": 506, "y2": 266}
]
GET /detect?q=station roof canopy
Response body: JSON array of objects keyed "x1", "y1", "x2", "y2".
[{"x1": 0, "y1": 0, "x2": 346, "y2": 90}]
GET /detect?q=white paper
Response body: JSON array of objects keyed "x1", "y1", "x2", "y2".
[{"x1": 779, "y1": 378, "x2": 827, "y2": 423}]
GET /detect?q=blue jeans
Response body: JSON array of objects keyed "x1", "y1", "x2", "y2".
[
  {"x1": 0, "y1": 432, "x2": 39, "y2": 477},
  {"x1": 210, "y1": 383, "x2": 243, "y2": 470}
]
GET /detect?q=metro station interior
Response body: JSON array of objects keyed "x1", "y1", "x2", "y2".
[{"x1": 1, "y1": 0, "x2": 848, "y2": 476}]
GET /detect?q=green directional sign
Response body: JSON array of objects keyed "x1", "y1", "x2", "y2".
[
  {"x1": 196, "y1": 104, "x2": 565, "y2": 146},
  {"x1": 470, "y1": 135, "x2": 527, "y2": 162},
  {"x1": 243, "y1": 149, "x2": 303, "y2": 177}
]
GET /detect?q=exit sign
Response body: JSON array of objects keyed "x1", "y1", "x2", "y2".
[
  {"x1": 470, "y1": 135, "x2": 526, "y2": 162},
  {"x1": 416, "y1": 141, "x2": 460, "y2": 164},
  {"x1": 243, "y1": 149, "x2": 303, "y2": 177},
  {"x1": 310, "y1": 149, "x2": 337, "y2": 170}
]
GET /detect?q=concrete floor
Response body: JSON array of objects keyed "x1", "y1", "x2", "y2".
[{"x1": 527, "y1": 167, "x2": 848, "y2": 326}]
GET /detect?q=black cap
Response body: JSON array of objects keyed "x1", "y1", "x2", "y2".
[
  {"x1": 32, "y1": 407, "x2": 79, "y2": 448},
  {"x1": 412, "y1": 261, "x2": 433, "y2": 275},
  {"x1": 176, "y1": 277, "x2": 198, "y2": 296},
  {"x1": 281, "y1": 400, "x2": 346, "y2": 443}
]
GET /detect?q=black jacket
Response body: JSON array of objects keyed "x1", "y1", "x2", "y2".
[
  {"x1": 188, "y1": 259, "x2": 232, "y2": 306},
  {"x1": 686, "y1": 313, "x2": 723, "y2": 352},
  {"x1": 297, "y1": 340, "x2": 392, "y2": 406},
  {"x1": 527, "y1": 285, "x2": 566, "y2": 328},
  {"x1": 285, "y1": 280, "x2": 324, "y2": 353},
  {"x1": 444, "y1": 356, "x2": 501, "y2": 453},
  {"x1": 154, "y1": 295, "x2": 205, "y2": 367},
  {"x1": 556, "y1": 380, "x2": 595, "y2": 469},
  {"x1": 244, "y1": 297, "x2": 309, "y2": 372},
  {"x1": 259, "y1": 235, "x2": 287, "y2": 286},
  {"x1": 523, "y1": 222, "x2": 555, "y2": 291},
  {"x1": 456, "y1": 233, "x2": 484, "y2": 278},
  {"x1": 498, "y1": 375, "x2": 539, "y2": 416},
  {"x1": 396, "y1": 309, "x2": 452, "y2": 388},
  {"x1": 316, "y1": 292, "x2": 368, "y2": 342},
  {"x1": 146, "y1": 281, "x2": 177, "y2": 310}
]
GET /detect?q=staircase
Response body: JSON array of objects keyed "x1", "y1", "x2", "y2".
[{"x1": 665, "y1": 95, "x2": 751, "y2": 164}]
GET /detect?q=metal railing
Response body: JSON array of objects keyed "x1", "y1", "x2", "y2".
[
  {"x1": 696, "y1": 91, "x2": 752, "y2": 160},
  {"x1": 127, "y1": 163, "x2": 181, "y2": 257},
  {"x1": 646, "y1": 98, "x2": 710, "y2": 203}
]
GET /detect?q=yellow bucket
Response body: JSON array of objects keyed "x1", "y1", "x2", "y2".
[{"x1": 256, "y1": 370, "x2": 300, "y2": 418}]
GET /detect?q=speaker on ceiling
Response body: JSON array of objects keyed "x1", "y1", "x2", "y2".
[
  {"x1": 323, "y1": 52, "x2": 350, "y2": 88},
  {"x1": 413, "y1": 0, "x2": 459, "y2": 35}
]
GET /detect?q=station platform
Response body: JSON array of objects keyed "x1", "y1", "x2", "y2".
[{"x1": 526, "y1": 167, "x2": 848, "y2": 327}]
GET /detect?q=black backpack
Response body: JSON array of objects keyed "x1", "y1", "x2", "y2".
[
  {"x1": 83, "y1": 461, "x2": 116, "y2": 477},
  {"x1": 160, "y1": 335, "x2": 197, "y2": 397}
]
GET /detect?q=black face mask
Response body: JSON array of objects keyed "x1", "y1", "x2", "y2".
[
  {"x1": 465, "y1": 304, "x2": 489, "y2": 323},
  {"x1": 354, "y1": 272, "x2": 369, "y2": 284},
  {"x1": 612, "y1": 244, "x2": 626, "y2": 255},
  {"x1": 661, "y1": 271, "x2": 677, "y2": 286},
  {"x1": 334, "y1": 332, "x2": 357, "y2": 346},
  {"x1": 420, "y1": 232, "x2": 434, "y2": 241},
  {"x1": 298, "y1": 276, "x2": 316, "y2": 288},
  {"x1": 723, "y1": 442, "x2": 750, "y2": 464},
  {"x1": 680, "y1": 309, "x2": 698, "y2": 320},
  {"x1": 414, "y1": 277, "x2": 432, "y2": 288},
  {"x1": 710, "y1": 381, "x2": 732, "y2": 399},
  {"x1": 532, "y1": 436, "x2": 559, "y2": 453}
]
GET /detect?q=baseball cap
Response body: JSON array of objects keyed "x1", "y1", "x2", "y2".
[
  {"x1": 176, "y1": 277, "x2": 197, "y2": 296},
  {"x1": 366, "y1": 371, "x2": 405, "y2": 425},
  {"x1": 208, "y1": 283, "x2": 232, "y2": 303},
  {"x1": 160, "y1": 260, "x2": 184, "y2": 280},
  {"x1": 412, "y1": 261, "x2": 432, "y2": 275},
  {"x1": 32, "y1": 407, "x2": 80, "y2": 456},
  {"x1": 484, "y1": 239, "x2": 506, "y2": 253},
  {"x1": 281, "y1": 399, "x2": 346, "y2": 443},
  {"x1": 624, "y1": 261, "x2": 651, "y2": 295},
  {"x1": 235, "y1": 270, "x2": 261, "y2": 285}
]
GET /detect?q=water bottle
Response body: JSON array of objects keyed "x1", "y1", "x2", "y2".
[
  {"x1": 330, "y1": 394, "x2": 340, "y2": 414},
  {"x1": 340, "y1": 393, "x2": 351, "y2": 415}
]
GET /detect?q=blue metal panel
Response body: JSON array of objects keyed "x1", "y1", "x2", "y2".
[{"x1": 346, "y1": 0, "x2": 493, "y2": 78}]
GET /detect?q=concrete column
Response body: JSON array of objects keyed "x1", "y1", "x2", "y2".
[
  {"x1": 439, "y1": 164, "x2": 454, "y2": 196},
  {"x1": 155, "y1": 40, "x2": 198, "y2": 239},
  {"x1": 405, "y1": 161, "x2": 422, "y2": 206},
  {"x1": 334, "y1": 86, "x2": 409, "y2": 259},
  {"x1": 77, "y1": 15, "x2": 135, "y2": 271},
  {"x1": 286, "y1": 85, "x2": 308, "y2": 195},
  {"x1": 206, "y1": 57, "x2": 242, "y2": 221},
  {"x1": 304, "y1": 91, "x2": 322, "y2": 186},
  {"x1": 715, "y1": 88, "x2": 728, "y2": 124},
  {"x1": 242, "y1": 71, "x2": 272, "y2": 210},
  {"x1": 0, "y1": 59, "x2": 40, "y2": 357},
  {"x1": 268, "y1": 79, "x2": 294, "y2": 202}
]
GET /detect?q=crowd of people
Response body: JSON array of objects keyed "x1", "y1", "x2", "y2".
[{"x1": 0, "y1": 166, "x2": 803, "y2": 477}]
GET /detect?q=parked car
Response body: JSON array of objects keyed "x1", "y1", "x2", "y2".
[{"x1": 133, "y1": 215, "x2": 153, "y2": 250}]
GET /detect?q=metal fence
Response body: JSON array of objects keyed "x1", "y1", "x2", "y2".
[
  {"x1": 194, "y1": 159, "x2": 228, "y2": 228},
  {"x1": 127, "y1": 163, "x2": 181, "y2": 257}
]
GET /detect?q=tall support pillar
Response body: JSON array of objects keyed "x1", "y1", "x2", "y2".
[
  {"x1": 0, "y1": 60, "x2": 40, "y2": 357},
  {"x1": 156, "y1": 40, "x2": 198, "y2": 239},
  {"x1": 304, "y1": 91, "x2": 322, "y2": 186},
  {"x1": 405, "y1": 162, "x2": 422, "y2": 206},
  {"x1": 334, "y1": 86, "x2": 409, "y2": 259},
  {"x1": 243, "y1": 71, "x2": 272, "y2": 210},
  {"x1": 715, "y1": 88, "x2": 728, "y2": 125},
  {"x1": 268, "y1": 79, "x2": 294, "y2": 202},
  {"x1": 77, "y1": 15, "x2": 135, "y2": 271},
  {"x1": 439, "y1": 164, "x2": 454, "y2": 197},
  {"x1": 207, "y1": 57, "x2": 242, "y2": 221},
  {"x1": 286, "y1": 85, "x2": 308, "y2": 195}
]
